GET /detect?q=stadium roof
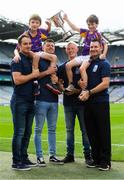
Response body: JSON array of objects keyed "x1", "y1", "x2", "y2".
[
  {"x1": 50, "y1": 29, "x2": 124, "y2": 46},
  {"x1": 0, "y1": 16, "x2": 28, "y2": 40},
  {"x1": 102, "y1": 29, "x2": 124, "y2": 44}
]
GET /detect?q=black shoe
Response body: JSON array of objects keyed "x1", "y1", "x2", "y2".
[
  {"x1": 37, "y1": 157, "x2": 46, "y2": 167},
  {"x1": 62, "y1": 154, "x2": 75, "y2": 163},
  {"x1": 22, "y1": 158, "x2": 37, "y2": 167},
  {"x1": 12, "y1": 162, "x2": 31, "y2": 171},
  {"x1": 86, "y1": 161, "x2": 98, "y2": 168},
  {"x1": 33, "y1": 80, "x2": 40, "y2": 96},
  {"x1": 84, "y1": 154, "x2": 93, "y2": 165},
  {"x1": 46, "y1": 83, "x2": 62, "y2": 95},
  {"x1": 85, "y1": 157, "x2": 94, "y2": 165},
  {"x1": 49, "y1": 156, "x2": 64, "y2": 165},
  {"x1": 98, "y1": 164, "x2": 111, "y2": 171}
]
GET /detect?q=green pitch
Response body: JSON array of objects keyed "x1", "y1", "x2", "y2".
[{"x1": 0, "y1": 103, "x2": 124, "y2": 161}]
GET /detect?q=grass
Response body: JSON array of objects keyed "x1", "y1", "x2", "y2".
[
  {"x1": 0, "y1": 103, "x2": 124, "y2": 179},
  {"x1": 0, "y1": 103, "x2": 124, "y2": 161}
]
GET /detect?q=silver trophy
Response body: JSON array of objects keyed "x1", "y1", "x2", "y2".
[{"x1": 50, "y1": 10, "x2": 73, "y2": 40}]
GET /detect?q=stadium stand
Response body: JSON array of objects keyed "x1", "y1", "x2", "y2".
[
  {"x1": 109, "y1": 86, "x2": 124, "y2": 103},
  {"x1": 0, "y1": 41, "x2": 15, "y2": 61},
  {"x1": 0, "y1": 86, "x2": 13, "y2": 104},
  {"x1": 0, "y1": 50, "x2": 11, "y2": 64},
  {"x1": 118, "y1": 97, "x2": 124, "y2": 103},
  {"x1": 108, "y1": 46, "x2": 124, "y2": 66},
  {"x1": 0, "y1": 42, "x2": 124, "y2": 104},
  {"x1": 0, "y1": 21, "x2": 124, "y2": 104},
  {"x1": 110, "y1": 66, "x2": 124, "y2": 84}
]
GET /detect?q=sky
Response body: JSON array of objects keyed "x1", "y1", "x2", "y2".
[{"x1": 0, "y1": 0, "x2": 123, "y2": 31}]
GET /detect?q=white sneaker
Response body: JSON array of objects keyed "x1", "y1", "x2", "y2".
[
  {"x1": 49, "y1": 156, "x2": 64, "y2": 165},
  {"x1": 37, "y1": 157, "x2": 46, "y2": 167},
  {"x1": 98, "y1": 164, "x2": 111, "y2": 171}
]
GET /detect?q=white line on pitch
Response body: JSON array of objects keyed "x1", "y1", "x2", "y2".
[{"x1": 0, "y1": 137, "x2": 124, "y2": 147}]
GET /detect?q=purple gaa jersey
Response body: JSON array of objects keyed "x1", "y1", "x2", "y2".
[
  {"x1": 80, "y1": 28, "x2": 105, "y2": 56},
  {"x1": 16, "y1": 28, "x2": 49, "y2": 52},
  {"x1": 27, "y1": 28, "x2": 49, "y2": 52}
]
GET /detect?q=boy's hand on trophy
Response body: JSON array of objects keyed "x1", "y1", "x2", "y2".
[
  {"x1": 45, "y1": 19, "x2": 51, "y2": 27},
  {"x1": 63, "y1": 13, "x2": 68, "y2": 21}
]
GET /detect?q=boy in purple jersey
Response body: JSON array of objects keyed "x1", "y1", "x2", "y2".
[
  {"x1": 13, "y1": 14, "x2": 61, "y2": 96},
  {"x1": 63, "y1": 14, "x2": 108, "y2": 93}
]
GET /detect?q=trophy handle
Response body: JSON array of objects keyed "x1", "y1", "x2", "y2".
[
  {"x1": 49, "y1": 10, "x2": 74, "y2": 41},
  {"x1": 50, "y1": 10, "x2": 65, "y2": 28}
]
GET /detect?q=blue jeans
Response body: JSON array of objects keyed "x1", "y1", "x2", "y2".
[
  {"x1": 10, "y1": 95, "x2": 35, "y2": 163},
  {"x1": 34, "y1": 100, "x2": 58, "y2": 158},
  {"x1": 64, "y1": 105, "x2": 91, "y2": 156}
]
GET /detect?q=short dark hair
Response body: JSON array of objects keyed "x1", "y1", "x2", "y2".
[
  {"x1": 43, "y1": 39, "x2": 55, "y2": 45},
  {"x1": 18, "y1": 34, "x2": 30, "y2": 44},
  {"x1": 86, "y1": 14, "x2": 99, "y2": 24},
  {"x1": 90, "y1": 38, "x2": 102, "y2": 45},
  {"x1": 29, "y1": 14, "x2": 42, "y2": 25}
]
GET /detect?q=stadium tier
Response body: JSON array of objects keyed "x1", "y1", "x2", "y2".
[
  {"x1": 0, "y1": 42, "x2": 124, "y2": 86},
  {"x1": 0, "y1": 21, "x2": 124, "y2": 103},
  {"x1": 0, "y1": 16, "x2": 28, "y2": 40}
]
